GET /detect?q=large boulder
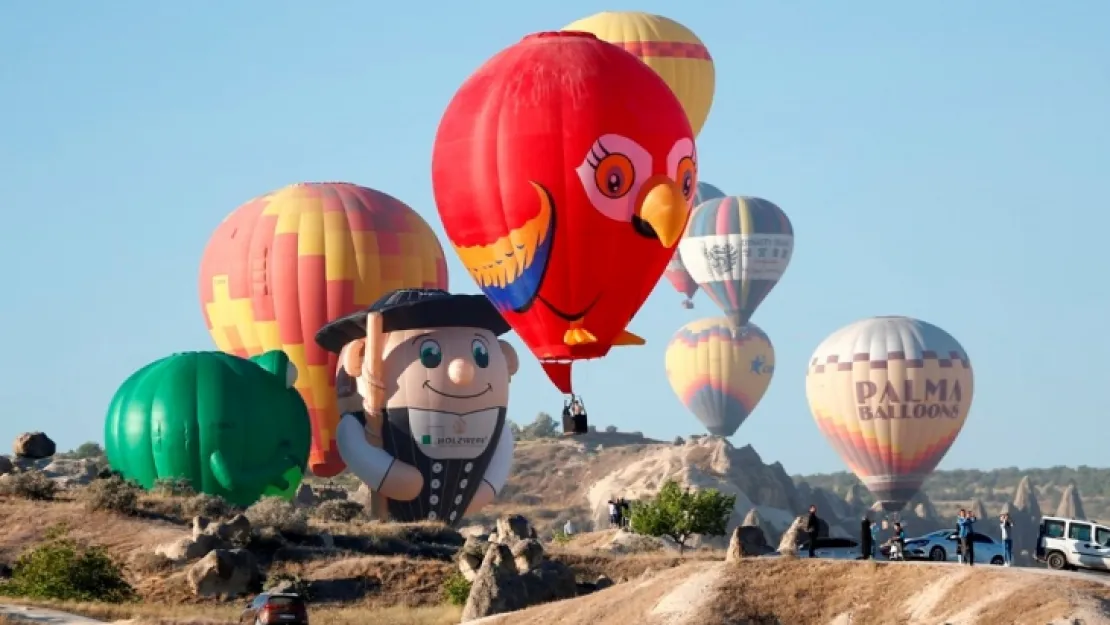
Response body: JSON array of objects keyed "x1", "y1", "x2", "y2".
[
  {"x1": 0, "y1": 456, "x2": 12, "y2": 476},
  {"x1": 13, "y1": 432, "x2": 55, "y2": 460},
  {"x1": 186, "y1": 549, "x2": 262, "y2": 598},
  {"x1": 726, "y1": 525, "x2": 773, "y2": 561},
  {"x1": 194, "y1": 514, "x2": 252, "y2": 546},
  {"x1": 41, "y1": 458, "x2": 99, "y2": 487}
]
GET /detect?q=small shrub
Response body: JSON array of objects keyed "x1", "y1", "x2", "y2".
[
  {"x1": 313, "y1": 499, "x2": 364, "y2": 523},
  {"x1": 83, "y1": 476, "x2": 140, "y2": 515},
  {"x1": 181, "y1": 493, "x2": 235, "y2": 519},
  {"x1": 0, "y1": 524, "x2": 135, "y2": 603},
  {"x1": 265, "y1": 572, "x2": 312, "y2": 599},
  {"x1": 551, "y1": 528, "x2": 571, "y2": 544},
  {"x1": 604, "y1": 425, "x2": 618, "y2": 433},
  {"x1": 153, "y1": 478, "x2": 195, "y2": 498},
  {"x1": 441, "y1": 571, "x2": 472, "y2": 606},
  {"x1": 0, "y1": 471, "x2": 57, "y2": 501},
  {"x1": 246, "y1": 497, "x2": 308, "y2": 535}
]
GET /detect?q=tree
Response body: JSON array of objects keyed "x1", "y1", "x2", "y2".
[
  {"x1": 520, "y1": 412, "x2": 558, "y2": 440},
  {"x1": 71, "y1": 442, "x2": 104, "y2": 459},
  {"x1": 629, "y1": 480, "x2": 736, "y2": 554},
  {"x1": 508, "y1": 420, "x2": 523, "y2": 439}
]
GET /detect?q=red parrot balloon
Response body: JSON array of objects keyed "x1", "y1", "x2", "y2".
[{"x1": 432, "y1": 31, "x2": 697, "y2": 392}]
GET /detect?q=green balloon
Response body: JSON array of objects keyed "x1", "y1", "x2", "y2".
[{"x1": 103, "y1": 350, "x2": 311, "y2": 507}]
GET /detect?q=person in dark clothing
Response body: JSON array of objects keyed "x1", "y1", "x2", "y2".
[
  {"x1": 805, "y1": 505, "x2": 820, "y2": 558},
  {"x1": 860, "y1": 516, "x2": 873, "y2": 560},
  {"x1": 620, "y1": 499, "x2": 632, "y2": 528}
]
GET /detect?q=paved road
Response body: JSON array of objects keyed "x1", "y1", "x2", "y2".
[{"x1": 0, "y1": 605, "x2": 105, "y2": 624}]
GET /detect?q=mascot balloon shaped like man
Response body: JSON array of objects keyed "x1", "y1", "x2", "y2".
[{"x1": 315, "y1": 288, "x2": 518, "y2": 526}]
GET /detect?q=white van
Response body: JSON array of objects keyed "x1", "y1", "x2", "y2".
[{"x1": 1035, "y1": 515, "x2": 1110, "y2": 571}]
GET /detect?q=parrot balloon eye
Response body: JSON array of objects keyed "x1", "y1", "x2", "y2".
[
  {"x1": 577, "y1": 134, "x2": 653, "y2": 221},
  {"x1": 667, "y1": 139, "x2": 697, "y2": 203},
  {"x1": 419, "y1": 339, "x2": 443, "y2": 369}
]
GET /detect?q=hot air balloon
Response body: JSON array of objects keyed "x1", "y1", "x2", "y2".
[
  {"x1": 805, "y1": 316, "x2": 974, "y2": 512},
  {"x1": 662, "y1": 181, "x2": 726, "y2": 308},
  {"x1": 678, "y1": 196, "x2": 793, "y2": 326},
  {"x1": 198, "y1": 182, "x2": 449, "y2": 478},
  {"x1": 563, "y1": 11, "x2": 715, "y2": 137},
  {"x1": 431, "y1": 31, "x2": 696, "y2": 393},
  {"x1": 665, "y1": 317, "x2": 775, "y2": 436},
  {"x1": 104, "y1": 351, "x2": 311, "y2": 507}
]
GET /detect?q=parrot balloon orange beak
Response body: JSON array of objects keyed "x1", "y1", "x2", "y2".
[{"x1": 634, "y1": 175, "x2": 690, "y2": 248}]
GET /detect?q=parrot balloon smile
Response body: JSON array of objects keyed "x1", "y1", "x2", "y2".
[{"x1": 431, "y1": 31, "x2": 697, "y2": 392}]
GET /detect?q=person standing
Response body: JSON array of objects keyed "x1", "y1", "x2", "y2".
[
  {"x1": 958, "y1": 509, "x2": 977, "y2": 566},
  {"x1": 1000, "y1": 513, "x2": 1014, "y2": 566},
  {"x1": 860, "y1": 516, "x2": 873, "y2": 560},
  {"x1": 805, "y1": 505, "x2": 821, "y2": 558},
  {"x1": 608, "y1": 499, "x2": 619, "y2": 528}
]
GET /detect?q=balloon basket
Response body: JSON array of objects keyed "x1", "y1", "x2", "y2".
[{"x1": 681, "y1": 300, "x2": 694, "y2": 309}]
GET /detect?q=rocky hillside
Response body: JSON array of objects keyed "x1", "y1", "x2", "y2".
[
  {"x1": 797, "y1": 467, "x2": 1110, "y2": 522},
  {"x1": 467, "y1": 559, "x2": 1110, "y2": 625}
]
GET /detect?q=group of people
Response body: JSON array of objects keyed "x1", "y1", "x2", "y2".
[
  {"x1": 608, "y1": 497, "x2": 631, "y2": 529},
  {"x1": 856, "y1": 511, "x2": 906, "y2": 560},
  {"x1": 954, "y1": 509, "x2": 1015, "y2": 566},
  {"x1": 561, "y1": 395, "x2": 588, "y2": 435}
]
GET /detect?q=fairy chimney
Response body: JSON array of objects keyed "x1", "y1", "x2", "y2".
[{"x1": 1055, "y1": 482, "x2": 1087, "y2": 520}]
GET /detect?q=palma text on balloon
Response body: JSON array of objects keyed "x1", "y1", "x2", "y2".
[{"x1": 855, "y1": 378, "x2": 964, "y2": 421}]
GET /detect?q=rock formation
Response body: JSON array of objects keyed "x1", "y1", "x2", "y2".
[
  {"x1": 1055, "y1": 482, "x2": 1087, "y2": 520},
  {"x1": 725, "y1": 524, "x2": 772, "y2": 561},
  {"x1": 969, "y1": 498, "x2": 988, "y2": 521},
  {"x1": 186, "y1": 548, "x2": 262, "y2": 598},
  {"x1": 12, "y1": 432, "x2": 55, "y2": 459},
  {"x1": 1003, "y1": 475, "x2": 1044, "y2": 565},
  {"x1": 0, "y1": 456, "x2": 12, "y2": 476},
  {"x1": 460, "y1": 516, "x2": 578, "y2": 622}
]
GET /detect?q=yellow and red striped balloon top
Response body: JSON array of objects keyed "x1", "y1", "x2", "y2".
[{"x1": 198, "y1": 182, "x2": 448, "y2": 477}]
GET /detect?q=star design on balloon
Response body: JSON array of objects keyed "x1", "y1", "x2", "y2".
[{"x1": 750, "y1": 356, "x2": 765, "y2": 374}]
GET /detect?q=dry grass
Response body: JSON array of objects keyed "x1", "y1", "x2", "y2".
[{"x1": 0, "y1": 598, "x2": 460, "y2": 625}]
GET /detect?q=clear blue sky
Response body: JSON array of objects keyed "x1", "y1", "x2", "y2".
[{"x1": 2, "y1": 1, "x2": 1107, "y2": 475}]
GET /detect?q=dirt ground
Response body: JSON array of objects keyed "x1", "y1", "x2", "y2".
[{"x1": 469, "y1": 558, "x2": 1110, "y2": 625}]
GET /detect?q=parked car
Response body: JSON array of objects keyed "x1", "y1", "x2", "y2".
[
  {"x1": 240, "y1": 593, "x2": 308, "y2": 625},
  {"x1": 901, "y1": 529, "x2": 1005, "y2": 564},
  {"x1": 1036, "y1": 515, "x2": 1110, "y2": 572}
]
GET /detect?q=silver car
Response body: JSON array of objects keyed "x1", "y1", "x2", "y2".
[{"x1": 903, "y1": 529, "x2": 1006, "y2": 564}]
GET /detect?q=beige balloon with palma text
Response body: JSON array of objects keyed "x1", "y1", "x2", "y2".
[{"x1": 805, "y1": 316, "x2": 974, "y2": 512}]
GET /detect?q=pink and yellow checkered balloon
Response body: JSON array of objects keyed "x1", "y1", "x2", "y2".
[{"x1": 198, "y1": 182, "x2": 449, "y2": 477}]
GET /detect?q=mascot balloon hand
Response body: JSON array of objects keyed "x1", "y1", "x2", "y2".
[{"x1": 316, "y1": 288, "x2": 519, "y2": 525}]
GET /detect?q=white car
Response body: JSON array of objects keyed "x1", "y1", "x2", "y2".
[
  {"x1": 902, "y1": 529, "x2": 1006, "y2": 565},
  {"x1": 1036, "y1": 515, "x2": 1110, "y2": 572}
]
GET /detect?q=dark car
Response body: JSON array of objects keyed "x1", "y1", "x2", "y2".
[{"x1": 239, "y1": 593, "x2": 308, "y2": 625}]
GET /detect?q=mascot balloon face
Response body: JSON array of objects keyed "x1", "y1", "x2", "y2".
[{"x1": 316, "y1": 288, "x2": 518, "y2": 526}]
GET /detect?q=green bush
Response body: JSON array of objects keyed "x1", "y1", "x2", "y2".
[
  {"x1": 83, "y1": 476, "x2": 140, "y2": 515},
  {"x1": 312, "y1": 499, "x2": 364, "y2": 523},
  {"x1": 629, "y1": 480, "x2": 736, "y2": 554},
  {"x1": 0, "y1": 471, "x2": 58, "y2": 501},
  {"x1": 246, "y1": 497, "x2": 308, "y2": 535},
  {"x1": 0, "y1": 525, "x2": 135, "y2": 603},
  {"x1": 153, "y1": 478, "x2": 196, "y2": 498},
  {"x1": 180, "y1": 493, "x2": 235, "y2": 519},
  {"x1": 441, "y1": 571, "x2": 472, "y2": 606}
]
